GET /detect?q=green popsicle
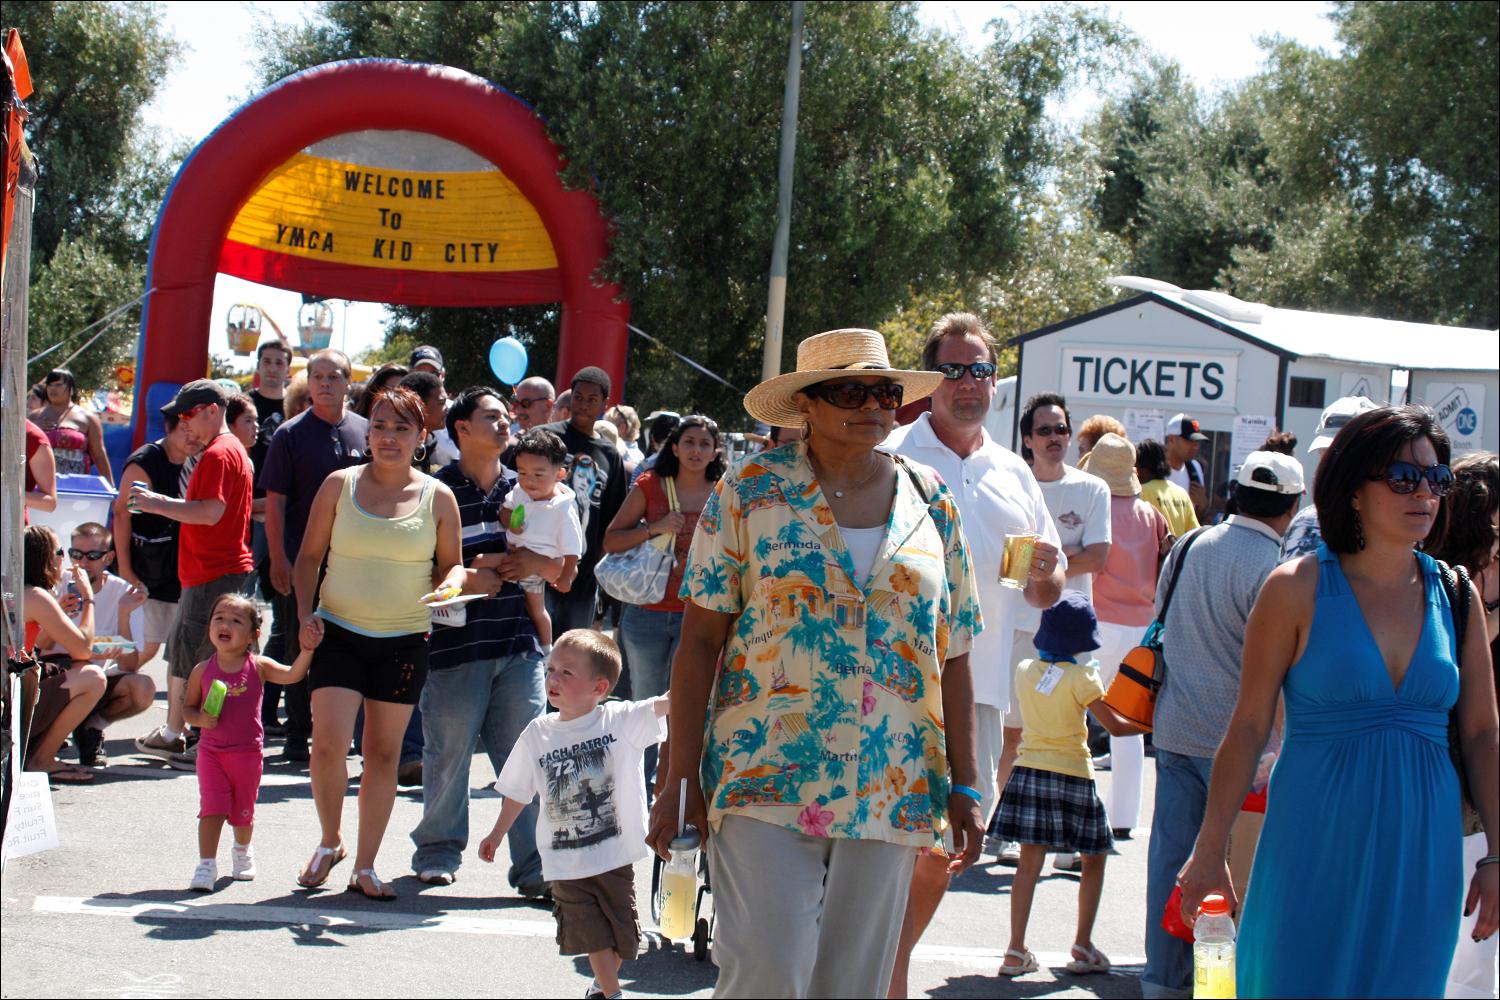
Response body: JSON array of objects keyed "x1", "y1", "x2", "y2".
[
  {"x1": 510, "y1": 506, "x2": 526, "y2": 530},
  {"x1": 203, "y1": 679, "x2": 228, "y2": 718}
]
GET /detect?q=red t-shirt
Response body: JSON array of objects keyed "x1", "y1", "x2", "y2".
[
  {"x1": 24, "y1": 419, "x2": 48, "y2": 524},
  {"x1": 637, "y1": 470, "x2": 699, "y2": 614},
  {"x1": 179, "y1": 433, "x2": 255, "y2": 588}
]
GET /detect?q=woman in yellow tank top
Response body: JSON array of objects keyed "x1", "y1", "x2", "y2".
[{"x1": 293, "y1": 387, "x2": 466, "y2": 899}]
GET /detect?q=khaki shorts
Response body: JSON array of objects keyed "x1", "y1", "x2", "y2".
[
  {"x1": 551, "y1": 865, "x2": 640, "y2": 960},
  {"x1": 141, "y1": 598, "x2": 177, "y2": 646},
  {"x1": 1002, "y1": 629, "x2": 1037, "y2": 729},
  {"x1": 167, "y1": 573, "x2": 252, "y2": 680}
]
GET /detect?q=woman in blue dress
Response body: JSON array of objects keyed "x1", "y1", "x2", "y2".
[{"x1": 1179, "y1": 405, "x2": 1498, "y2": 998}]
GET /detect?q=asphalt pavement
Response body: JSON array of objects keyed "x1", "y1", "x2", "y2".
[{"x1": 2, "y1": 648, "x2": 1158, "y2": 999}]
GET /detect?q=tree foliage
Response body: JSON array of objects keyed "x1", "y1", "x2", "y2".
[
  {"x1": 258, "y1": 1, "x2": 1121, "y2": 420},
  {"x1": 7, "y1": 1, "x2": 182, "y2": 389},
  {"x1": 1087, "y1": 0, "x2": 1498, "y2": 330}
]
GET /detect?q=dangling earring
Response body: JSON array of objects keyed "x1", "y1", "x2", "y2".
[
  {"x1": 1354, "y1": 510, "x2": 1365, "y2": 550},
  {"x1": 414, "y1": 443, "x2": 428, "y2": 463}
]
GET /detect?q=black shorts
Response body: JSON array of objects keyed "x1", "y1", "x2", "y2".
[{"x1": 307, "y1": 619, "x2": 430, "y2": 705}]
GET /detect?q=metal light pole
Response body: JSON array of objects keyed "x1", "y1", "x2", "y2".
[{"x1": 760, "y1": 0, "x2": 804, "y2": 384}]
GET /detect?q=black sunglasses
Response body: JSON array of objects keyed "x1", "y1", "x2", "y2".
[
  {"x1": 1369, "y1": 461, "x2": 1453, "y2": 497},
  {"x1": 1031, "y1": 423, "x2": 1071, "y2": 438},
  {"x1": 808, "y1": 381, "x2": 905, "y2": 410},
  {"x1": 68, "y1": 547, "x2": 111, "y2": 561},
  {"x1": 935, "y1": 361, "x2": 997, "y2": 381}
]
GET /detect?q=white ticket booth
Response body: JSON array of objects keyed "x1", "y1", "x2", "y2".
[{"x1": 1009, "y1": 279, "x2": 1498, "y2": 515}]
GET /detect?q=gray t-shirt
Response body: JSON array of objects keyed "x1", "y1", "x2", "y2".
[{"x1": 1153, "y1": 515, "x2": 1284, "y2": 759}]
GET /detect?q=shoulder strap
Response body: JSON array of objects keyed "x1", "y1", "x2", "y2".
[
  {"x1": 1159, "y1": 526, "x2": 1209, "y2": 620},
  {"x1": 664, "y1": 475, "x2": 679, "y2": 512},
  {"x1": 1436, "y1": 559, "x2": 1470, "y2": 670}
]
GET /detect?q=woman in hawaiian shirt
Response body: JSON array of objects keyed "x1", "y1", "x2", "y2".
[{"x1": 647, "y1": 329, "x2": 985, "y2": 998}]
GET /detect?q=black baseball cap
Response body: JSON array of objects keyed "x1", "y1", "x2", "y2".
[
  {"x1": 409, "y1": 345, "x2": 445, "y2": 373},
  {"x1": 161, "y1": 378, "x2": 228, "y2": 417}
]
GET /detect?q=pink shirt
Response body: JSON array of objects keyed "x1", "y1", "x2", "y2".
[
  {"x1": 199, "y1": 651, "x2": 264, "y2": 754},
  {"x1": 1092, "y1": 496, "x2": 1169, "y2": 627}
]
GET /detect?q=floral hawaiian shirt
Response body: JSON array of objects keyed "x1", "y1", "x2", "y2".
[{"x1": 681, "y1": 442, "x2": 982, "y2": 848}]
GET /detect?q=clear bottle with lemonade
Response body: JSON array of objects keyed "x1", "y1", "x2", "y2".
[
  {"x1": 1193, "y1": 892, "x2": 1237, "y2": 998},
  {"x1": 657, "y1": 825, "x2": 700, "y2": 940}
]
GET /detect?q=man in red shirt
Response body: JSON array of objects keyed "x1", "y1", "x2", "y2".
[{"x1": 128, "y1": 380, "x2": 255, "y2": 769}]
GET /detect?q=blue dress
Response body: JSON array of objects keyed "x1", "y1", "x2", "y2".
[{"x1": 1237, "y1": 545, "x2": 1462, "y2": 998}]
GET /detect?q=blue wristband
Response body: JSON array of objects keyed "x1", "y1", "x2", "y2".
[{"x1": 952, "y1": 784, "x2": 982, "y2": 803}]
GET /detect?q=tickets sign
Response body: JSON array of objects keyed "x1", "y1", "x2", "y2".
[{"x1": 1062, "y1": 346, "x2": 1239, "y2": 408}]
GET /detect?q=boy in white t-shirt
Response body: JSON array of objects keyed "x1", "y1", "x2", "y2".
[
  {"x1": 500, "y1": 428, "x2": 584, "y2": 652},
  {"x1": 47, "y1": 522, "x2": 156, "y2": 766},
  {"x1": 480, "y1": 630, "x2": 667, "y2": 1000}
]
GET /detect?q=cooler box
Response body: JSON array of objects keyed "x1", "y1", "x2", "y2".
[{"x1": 30, "y1": 473, "x2": 117, "y2": 544}]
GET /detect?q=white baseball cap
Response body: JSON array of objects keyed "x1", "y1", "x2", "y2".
[
  {"x1": 1166, "y1": 413, "x2": 1209, "y2": 441},
  {"x1": 1309, "y1": 395, "x2": 1380, "y2": 453},
  {"x1": 1237, "y1": 450, "x2": 1306, "y2": 495}
]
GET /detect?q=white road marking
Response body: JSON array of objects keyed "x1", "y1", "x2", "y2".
[{"x1": 31, "y1": 895, "x2": 1144, "y2": 968}]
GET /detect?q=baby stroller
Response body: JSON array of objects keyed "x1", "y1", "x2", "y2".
[{"x1": 649, "y1": 845, "x2": 714, "y2": 960}]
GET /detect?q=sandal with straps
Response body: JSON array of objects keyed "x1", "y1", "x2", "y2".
[
  {"x1": 346, "y1": 868, "x2": 396, "y2": 901},
  {"x1": 296, "y1": 843, "x2": 347, "y2": 888},
  {"x1": 999, "y1": 948, "x2": 1038, "y2": 977},
  {"x1": 1065, "y1": 943, "x2": 1112, "y2": 974}
]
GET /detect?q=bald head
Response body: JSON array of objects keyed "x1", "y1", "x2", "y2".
[{"x1": 513, "y1": 376, "x2": 557, "y2": 431}]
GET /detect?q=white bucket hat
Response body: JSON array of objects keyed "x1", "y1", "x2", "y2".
[{"x1": 743, "y1": 328, "x2": 943, "y2": 428}]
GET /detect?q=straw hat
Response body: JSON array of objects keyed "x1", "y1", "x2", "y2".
[
  {"x1": 1089, "y1": 433, "x2": 1141, "y2": 497},
  {"x1": 744, "y1": 328, "x2": 944, "y2": 428}
]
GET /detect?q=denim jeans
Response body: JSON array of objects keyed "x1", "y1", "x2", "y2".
[
  {"x1": 546, "y1": 581, "x2": 598, "y2": 635},
  {"x1": 410, "y1": 650, "x2": 545, "y2": 888},
  {"x1": 617, "y1": 604, "x2": 683, "y2": 793},
  {"x1": 1144, "y1": 749, "x2": 1216, "y2": 998}
]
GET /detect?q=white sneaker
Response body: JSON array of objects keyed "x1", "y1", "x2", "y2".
[
  {"x1": 190, "y1": 858, "x2": 218, "y2": 892},
  {"x1": 998, "y1": 841, "x2": 1022, "y2": 866},
  {"x1": 231, "y1": 844, "x2": 256, "y2": 880},
  {"x1": 1092, "y1": 753, "x2": 1112, "y2": 770},
  {"x1": 1052, "y1": 852, "x2": 1082, "y2": 872}
]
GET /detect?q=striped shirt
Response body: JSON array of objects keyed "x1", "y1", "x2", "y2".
[{"x1": 429, "y1": 463, "x2": 540, "y2": 670}]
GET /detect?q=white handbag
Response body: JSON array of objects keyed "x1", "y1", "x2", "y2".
[{"x1": 595, "y1": 477, "x2": 679, "y2": 605}]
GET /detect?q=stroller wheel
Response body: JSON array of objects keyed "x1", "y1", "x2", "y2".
[{"x1": 692, "y1": 916, "x2": 710, "y2": 961}]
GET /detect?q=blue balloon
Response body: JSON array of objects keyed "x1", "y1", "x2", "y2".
[{"x1": 488, "y1": 337, "x2": 528, "y2": 384}]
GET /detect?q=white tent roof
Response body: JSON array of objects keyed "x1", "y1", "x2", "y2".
[{"x1": 1138, "y1": 284, "x2": 1498, "y2": 373}]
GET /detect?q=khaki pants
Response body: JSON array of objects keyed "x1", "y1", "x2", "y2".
[{"x1": 707, "y1": 814, "x2": 917, "y2": 998}]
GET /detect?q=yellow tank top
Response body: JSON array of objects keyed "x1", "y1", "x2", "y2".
[{"x1": 317, "y1": 467, "x2": 438, "y2": 636}]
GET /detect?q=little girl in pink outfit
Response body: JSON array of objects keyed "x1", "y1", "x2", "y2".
[{"x1": 182, "y1": 593, "x2": 318, "y2": 892}]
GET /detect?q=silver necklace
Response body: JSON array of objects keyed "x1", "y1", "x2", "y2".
[{"x1": 817, "y1": 453, "x2": 888, "y2": 499}]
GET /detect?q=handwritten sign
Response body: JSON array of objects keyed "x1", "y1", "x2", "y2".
[
  {"x1": 1229, "y1": 414, "x2": 1276, "y2": 475},
  {"x1": 2, "y1": 772, "x2": 59, "y2": 864},
  {"x1": 227, "y1": 152, "x2": 558, "y2": 274},
  {"x1": 1123, "y1": 408, "x2": 1166, "y2": 446}
]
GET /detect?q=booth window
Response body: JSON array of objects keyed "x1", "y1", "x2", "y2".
[{"x1": 1289, "y1": 377, "x2": 1326, "y2": 409}]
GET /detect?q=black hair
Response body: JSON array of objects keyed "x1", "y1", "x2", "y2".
[
  {"x1": 646, "y1": 412, "x2": 681, "y2": 455},
  {"x1": 1134, "y1": 439, "x2": 1172, "y2": 482},
  {"x1": 45, "y1": 367, "x2": 79, "y2": 401},
  {"x1": 445, "y1": 386, "x2": 507, "y2": 441},
  {"x1": 1232, "y1": 482, "x2": 1299, "y2": 519},
  {"x1": 513, "y1": 427, "x2": 568, "y2": 466},
  {"x1": 1259, "y1": 430, "x2": 1298, "y2": 456},
  {"x1": 1424, "y1": 451, "x2": 1498, "y2": 576},
  {"x1": 1019, "y1": 392, "x2": 1070, "y2": 463},
  {"x1": 398, "y1": 370, "x2": 444, "y2": 403},
  {"x1": 1314, "y1": 404, "x2": 1451, "y2": 554},
  {"x1": 358, "y1": 363, "x2": 410, "y2": 417},
  {"x1": 570, "y1": 365, "x2": 612, "y2": 399},
  {"x1": 653, "y1": 415, "x2": 726, "y2": 481},
  {"x1": 256, "y1": 339, "x2": 293, "y2": 363}
]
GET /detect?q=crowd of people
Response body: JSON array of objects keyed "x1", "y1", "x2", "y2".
[{"x1": 15, "y1": 317, "x2": 1499, "y2": 999}]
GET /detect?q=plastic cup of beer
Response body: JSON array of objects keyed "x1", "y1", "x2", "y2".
[{"x1": 1000, "y1": 533, "x2": 1039, "y2": 590}]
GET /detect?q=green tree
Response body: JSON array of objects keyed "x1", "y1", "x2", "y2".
[
  {"x1": 259, "y1": 1, "x2": 1120, "y2": 420},
  {"x1": 7, "y1": 1, "x2": 182, "y2": 390}
]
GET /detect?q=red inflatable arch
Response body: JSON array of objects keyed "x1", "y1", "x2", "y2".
[{"x1": 131, "y1": 59, "x2": 628, "y2": 446}]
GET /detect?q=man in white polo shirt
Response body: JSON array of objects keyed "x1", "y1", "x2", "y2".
[{"x1": 882, "y1": 312, "x2": 1064, "y2": 998}]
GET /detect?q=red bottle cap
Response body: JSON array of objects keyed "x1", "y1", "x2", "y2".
[{"x1": 1200, "y1": 893, "x2": 1231, "y2": 916}]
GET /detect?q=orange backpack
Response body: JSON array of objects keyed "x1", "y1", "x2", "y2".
[{"x1": 1102, "y1": 527, "x2": 1207, "y2": 731}]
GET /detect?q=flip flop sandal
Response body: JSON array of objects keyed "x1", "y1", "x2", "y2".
[
  {"x1": 297, "y1": 843, "x2": 347, "y2": 888},
  {"x1": 999, "y1": 948, "x2": 1038, "y2": 977},
  {"x1": 44, "y1": 766, "x2": 96, "y2": 784},
  {"x1": 346, "y1": 869, "x2": 396, "y2": 901},
  {"x1": 1065, "y1": 944, "x2": 1112, "y2": 974}
]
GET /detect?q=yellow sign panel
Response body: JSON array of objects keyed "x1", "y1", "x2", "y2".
[{"x1": 227, "y1": 152, "x2": 558, "y2": 273}]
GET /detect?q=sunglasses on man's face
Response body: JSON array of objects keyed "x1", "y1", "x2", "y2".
[
  {"x1": 68, "y1": 547, "x2": 110, "y2": 561},
  {"x1": 1030, "y1": 423, "x2": 1071, "y2": 438},
  {"x1": 935, "y1": 361, "x2": 997, "y2": 381},
  {"x1": 1369, "y1": 461, "x2": 1454, "y2": 497},
  {"x1": 809, "y1": 381, "x2": 905, "y2": 410}
]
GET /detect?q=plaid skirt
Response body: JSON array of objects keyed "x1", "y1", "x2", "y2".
[{"x1": 990, "y1": 765, "x2": 1114, "y2": 855}]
